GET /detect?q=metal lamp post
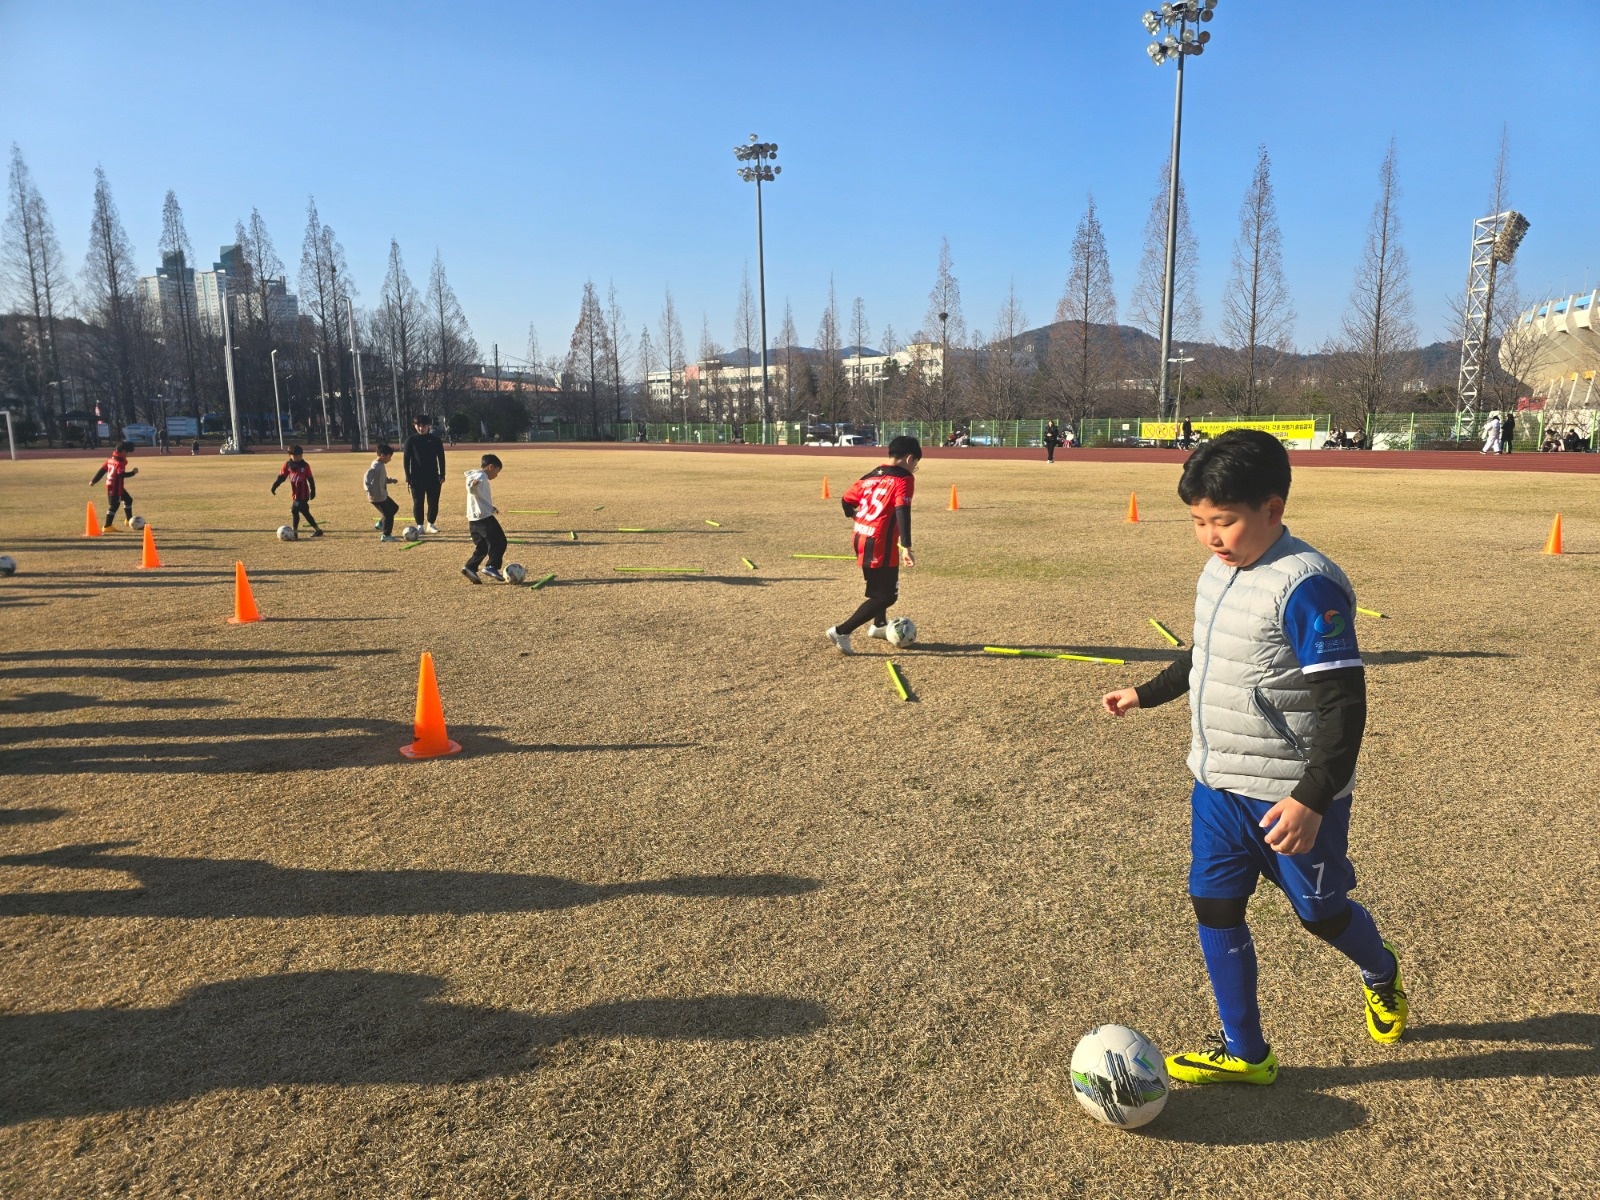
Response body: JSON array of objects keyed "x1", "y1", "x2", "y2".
[
  {"x1": 1142, "y1": 0, "x2": 1218, "y2": 421},
  {"x1": 314, "y1": 350, "x2": 331, "y2": 446},
  {"x1": 270, "y1": 348, "x2": 285, "y2": 449},
  {"x1": 735, "y1": 135, "x2": 780, "y2": 444},
  {"x1": 1168, "y1": 347, "x2": 1195, "y2": 444}
]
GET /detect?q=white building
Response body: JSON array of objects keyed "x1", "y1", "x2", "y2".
[{"x1": 138, "y1": 244, "x2": 299, "y2": 338}]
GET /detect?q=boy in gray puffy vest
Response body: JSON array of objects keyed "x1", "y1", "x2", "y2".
[{"x1": 1102, "y1": 429, "x2": 1406, "y2": 1086}]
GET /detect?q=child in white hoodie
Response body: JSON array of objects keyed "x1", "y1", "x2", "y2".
[{"x1": 462, "y1": 453, "x2": 506, "y2": 583}]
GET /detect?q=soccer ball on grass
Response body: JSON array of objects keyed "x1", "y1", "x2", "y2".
[
  {"x1": 0, "y1": 555, "x2": 16, "y2": 576},
  {"x1": 276, "y1": 525, "x2": 296, "y2": 541},
  {"x1": 886, "y1": 617, "x2": 917, "y2": 647},
  {"x1": 129, "y1": 516, "x2": 146, "y2": 530},
  {"x1": 504, "y1": 563, "x2": 527, "y2": 584},
  {"x1": 401, "y1": 524, "x2": 421, "y2": 542},
  {"x1": 1069, "y1": 1024, "x2": 1169, "y2": 1129}
]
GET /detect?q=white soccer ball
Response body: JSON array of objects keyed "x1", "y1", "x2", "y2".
[
  {"x1": 504, "y1": 563, "x2": 527, "y2": 584},
  {"x1": 886, "y1": 617, "x2": 917, "y2": 647},
  {"x1": 1069, "y1": 1025, "x2": 1170, "y2": 1129},
  {"x1": 129, "y1": 516, "x2": 146, "y2": 530},
  {"x1": 276, "y1": 525, "x2": 296, "y2": 541},
  {"x1": 0, "y1": 555, "x2": 16, "y2": 576},
  {"x1": 401, "y1": 524, "x2": 421, "y2": 542}
]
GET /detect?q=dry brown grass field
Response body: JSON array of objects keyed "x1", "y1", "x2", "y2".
[{"x1": 2, "y1": 447, "x2": 1598, "y2": 1199}]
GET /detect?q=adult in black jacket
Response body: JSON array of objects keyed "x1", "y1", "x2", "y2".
[{"x1": 403, "y1": 414, "x2": 447, "y2": 532}]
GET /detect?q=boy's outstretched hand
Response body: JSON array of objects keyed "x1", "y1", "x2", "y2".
[
  {"x1": 1259, "y1": 798, "x2": 1322, "y2": 856},
  {"x1": 1102, "y1": 688, "x2": 1140, "y2": 717}
]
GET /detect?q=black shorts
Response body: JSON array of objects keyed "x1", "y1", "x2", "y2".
[{"x1": 862, "y1": 564, "x2": 899, "y2": 602}]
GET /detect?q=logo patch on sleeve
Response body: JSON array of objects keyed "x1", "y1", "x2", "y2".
[{"x1": 1313, "y1": 609, "x2": 1347, "y2": 638}]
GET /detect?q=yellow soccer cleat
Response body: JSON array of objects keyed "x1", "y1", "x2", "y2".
[
  {"x1": 1363, "y1": 940, "x2": 1408, "y2": 1044},
  {"x1": 1166, "y1": 1034, "x2": 1278, "y2": 1086}
]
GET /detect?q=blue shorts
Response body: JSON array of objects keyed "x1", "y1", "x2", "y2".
[{"x1": 1187, "y1": 780, "x2": 1357, "y2": 922}]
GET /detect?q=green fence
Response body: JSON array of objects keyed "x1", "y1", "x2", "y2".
[{"x1": 1366, "y1": 411, "x2": 1545, "y2": 451}]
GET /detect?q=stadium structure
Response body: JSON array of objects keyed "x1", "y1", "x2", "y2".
[{"x1": 1508, "y1": 290, "x2": 1600, "y2": 433}]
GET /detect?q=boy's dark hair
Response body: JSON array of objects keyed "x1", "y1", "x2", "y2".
[
  {"x1": 1177, "y1": 429, "x2": 1291, "y2": 507},
  {"x1": 290, "y1": 444, "x2": 303, "y2": 456},
  {"x1": 887, "y1": 435, "x2": 922, "y2": 461},
  {"x1": 376, "y1": 442, "x2": 394, "y2": 456},
  {"x1": 481, "y1": 453, "x2": 502, "y2": 469},
  {"x1": 116, "y1": 440, "x2": 134, "y2": 453},
  {"x1": 414, "y1": 413, "x2": 432, "y2": 426}
]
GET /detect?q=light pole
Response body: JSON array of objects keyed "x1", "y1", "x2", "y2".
[
  {"x1": 939, "y1": 310, "x2": 949, "y2": 426},
  {"x1": 314, "y1": 350, "x2": 331, "y2": 446},
  {"x1": 220, "y1": 287, "x2": 242, "y2": 453},
  {"x1": 1142, "y1": 0, "x2": 1218, "y2": 421},
  {"x1": 270, "y1": 348, "x2": 285, "y2": 449},
  {"x1": 1168, "y1": 347, "x2": 1195, "y2": 444},
  {"x1": 735, "y1": 134, "x2": 780, "y2": 444}
]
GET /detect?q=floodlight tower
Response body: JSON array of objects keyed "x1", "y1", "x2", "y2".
[
  {"x1": 1141, "y1": 0, "x2": 1217, "y2": 421},
  {"x1": 1455, "y1": 209, "x2": 1530, "y2": 435},
  {"x1": 735, "y1": 135, "x2": 780, "y2": 443}
]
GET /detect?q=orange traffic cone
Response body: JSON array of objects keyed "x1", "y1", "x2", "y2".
[
  {"x1": 227, "y1": 562, "x2": 263, "y2": 623},
  {"x1": 138, "y1": 524, "x2": 162, "y2": 569},
  {"x1": 949, "y1": 485, "x2": 960, "y2": 511},
  {"x1": 821, "y1": 477, "x2": 831, "y2": 499},
  {"x1": 83, "y1": 501, "x2": 103, "y2": 538},
  {"x1": 1126, "y1": 493, "x2": 1140, "y2": 523},
  {"x1": 1544, "y1": 513, "x2": 1563, "y2": 556},
  {"x1": 400, "y1": 651, "x2": 462, "y2": 759}
]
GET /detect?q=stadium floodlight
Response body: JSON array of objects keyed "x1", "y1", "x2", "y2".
[
  {"x1": 1492, "y1": 211, "x2": 1530, "y2": 263},
  {"x1": 1138, "y1": 0, "x2": 1220, "y2": 422},
  {"x1": 735, "y1": 135, "x2": 781, "y2": 442}
]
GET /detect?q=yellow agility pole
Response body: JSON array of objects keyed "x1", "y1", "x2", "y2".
[
  {"x1": 983, "y1": 646, "x2": 1125, "y2": 665},
  {"x1": 886, "y1": 661, "x2": 911, "y2": 701},
  {"x1": 1149, "y1": 618, "x2": 1181, "y2": 646}
]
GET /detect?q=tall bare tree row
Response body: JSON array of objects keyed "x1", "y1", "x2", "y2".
[
  {"x1": 1219, "y1": 146, "x2": 1295, "y2": 415},
  {"x1": 2, "y1": 145, "x2": 71, "y2": 439}
]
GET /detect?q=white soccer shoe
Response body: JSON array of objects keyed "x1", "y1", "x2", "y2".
[
  {"x1": 423, "y1": 523, "x2": 440, "y2": 534},
  {"x1": 825, "y1": 627, "x2": 853, "y2": 655},
  {"x1": 866, "y1": 623, "x2": 890, "y2": 640}
]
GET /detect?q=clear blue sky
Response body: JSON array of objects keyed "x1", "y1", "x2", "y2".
[{"x1": 1, "y1": 0, "x2": 1586, "y2": 367}]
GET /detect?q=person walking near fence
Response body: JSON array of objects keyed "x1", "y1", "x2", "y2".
[
  {"x1": 1045, "y1": 422, "x2": 1062, "y2": 464},
  {"x1": 404, "y1": 414, "x2": 446, "y2": 534},
  {"x1": 1500, "y1": 411, "x2": 1515, "y2": 454},
  {"x1": 1481, "y1": 412, "x2": 1502, "y2": 455}
]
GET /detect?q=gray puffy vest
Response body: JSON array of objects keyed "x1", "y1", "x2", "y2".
[{"x1": 1186, "y1": 527, "x2": 1357, "y2": 802}]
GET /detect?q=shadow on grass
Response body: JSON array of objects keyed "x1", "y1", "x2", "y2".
[
  {"x1": 0, "y1": 807, "x2": 64, "y2": 826},
  {"x1": 1363, "y1": 649, "x2": 1513, "y2": 665},
  {"x1": 0, "y1": 692, "x2": 231, "y2": 715},
  {"x1": 911, "y1": 642, "x2": 1182, "y2": 665},
  {"x1": 0, "y1": 715, "x2": 696, "y2": 774},
  {"x1": 0, "y1": 646, "x2": 395, "y2": 685},
  {"x1": 1148, "y1": 1013, "x2": 1600, "y2": 1146},
  {"x1": 0, "y1": 970, "x2": 827, "y2": 1125},
  {"x1": 0, "y1": 843, "x2": 821, "y2": 918}
]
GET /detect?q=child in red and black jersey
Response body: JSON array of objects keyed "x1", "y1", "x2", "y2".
[
  {"x1": 826, "y1": 436, "x2": 921, "y2": 654},
  {"x1": 272, "y1": 446, "x2": 323, "y2": 537},
  {"x1": 89, "y1": 442, "x2": 138, "y2": 530}
]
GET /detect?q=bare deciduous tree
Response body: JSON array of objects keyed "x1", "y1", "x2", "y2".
[
  {"x1": 734, "y1": 267, "x2": 759, "y2": 422},
  {"x1": 606, "y1": 282, "x2": 628, "y2": 425},
  {"x1": 1130, "y1": 157, "x2": 1202, "y2": 408},
  {"x1": 157, "y1": 190, "x2": 202, "y2": 418},
  {"x1": 375, "y1": 240, "x2": 423, "y2": 423},
  {"x1": 778, "y1": 301, "x2": 799, "y2": 420},
  {"x1": 298, "y1": 199, "x2": 356, "y2": 441},
  {"x1": 564, "y1": 280, "x2": 611, "y2": 436},
  {"x1": 658, "y1": 288, "x2": 686, "y2": 424},
  {"x1": 1220, "y1": 146, "x2": 1295, "y2": 414},
  {"x1": 81, "y1": 167, "x2": 142, "y2": 426},
  {"x1": 919, "y1": 237, "x2": 966, "y2": 419},
  {"x1": 1047, "y1": 195, "x2": 1119, "y2": 429},
  {"x1": 815, "y1": 277, "x2": 843, "y2": 431},
  {"x1": 983, "y1": 282, "x2": 1030, "y2": 421},
  {"x1": 3, "y1": 145, "x2": 71, "y2": 438},
  {"x1": 1333, "y1": 139, "x2": 1416, "y2": 425},
  {"x1": 424, "y1": 251, "x2": 479, "y2": 424}
]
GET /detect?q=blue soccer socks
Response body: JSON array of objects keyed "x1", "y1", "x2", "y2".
[
  {"x1": 1325, "y1": 901, "x2": 1397, "y2": 983},
  {"x1": 1196, "y1": 922, "x2": 1269, "y2": 1063}
]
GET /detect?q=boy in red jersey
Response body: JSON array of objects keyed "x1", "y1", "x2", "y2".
[
  {"x1": 826, "y1": 436, "x2": 921, "y2": 654},
  {"x1": 271, "y1": 445, "x2": 323, "y2": 537},
  {"x1": 89, "y1": 441, "x2": 138, "y2": 530}
]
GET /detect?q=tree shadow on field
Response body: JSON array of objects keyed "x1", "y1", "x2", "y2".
[
  {"x1": 911, "y1": 642, "x2": 1182, "y2": 665},
  {"x1": 0, "y1": 807, "x2": 64, "y2": 826},
  {"x1": 1363, "y1": 649, "x2": 1513, "y2": 666},
  {"x1": 1147, "y1": 1012, "x2": 1600, "y2": 1146},
  {"x1": 0, "y1": 646, "x2": 394, "y2": 685},
  {"x1": 0, "y1": 970, "x2": 827, "y2": 1125},
  {"x1": 0, "y1": 842, "x2": 822, "y2": 919},
  {"x1": 0, "y1": 692, "x2": 231, "y2": 715},
  {"x1": 0, "y1": 714, "x2": 695, "y2": 775}
]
